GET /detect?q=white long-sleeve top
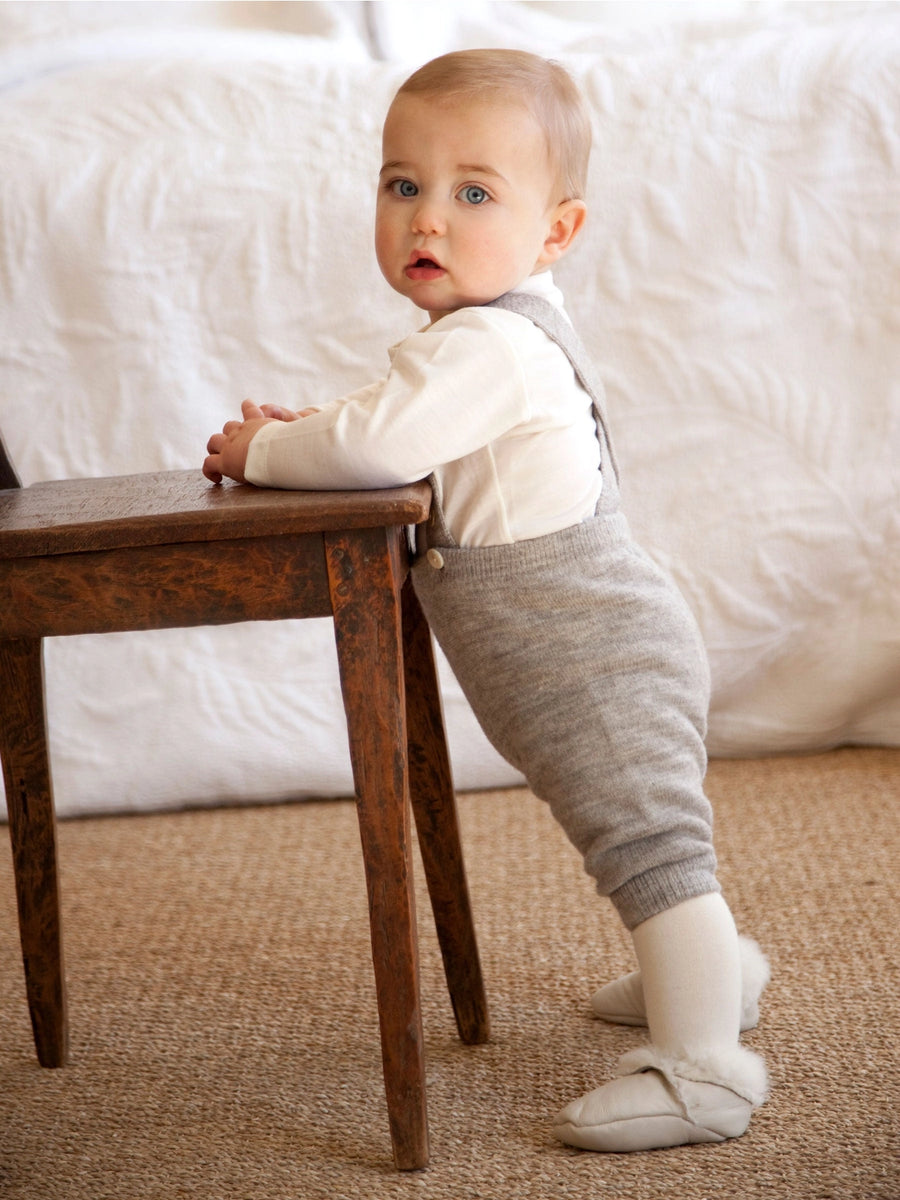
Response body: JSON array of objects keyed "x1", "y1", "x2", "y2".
[{"x1": 243, "y1": 272, "x2": 602, "y2": 547}]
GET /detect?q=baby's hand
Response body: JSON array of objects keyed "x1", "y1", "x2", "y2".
[
  {"x1": 258, "y1": 404, "x2": 320, "y2": 421},
  {"x1": 203, "y1": 399, "x2": 274, "y2": 484}
]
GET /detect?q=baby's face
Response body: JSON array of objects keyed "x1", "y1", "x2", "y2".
[{"x1": 376, "y1": 93, "x2": 566, "y2": 321}]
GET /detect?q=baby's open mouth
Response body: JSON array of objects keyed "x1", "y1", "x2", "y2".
[{"x1": 405, "y1": 255, "x2": 445, "y2": 280}]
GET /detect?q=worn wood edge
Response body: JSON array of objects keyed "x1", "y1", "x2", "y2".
[{"x1": 0, "y1": 473, "x2": 432, "y2": 558}]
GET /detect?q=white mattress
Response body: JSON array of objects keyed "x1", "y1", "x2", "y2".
[{"x1": 1, "y1": 2, "x2": 897, "y2": 816}]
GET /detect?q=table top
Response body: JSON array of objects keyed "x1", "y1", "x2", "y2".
[{"x1": 0, "y1": 470, "x2": 432, "y2": 558}]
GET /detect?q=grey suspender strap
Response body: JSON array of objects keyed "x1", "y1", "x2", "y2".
[
  {"x1": 486, "y1": 290, "x2": 622, "y2": 489},
  {"x1": 421, "y1": 290, "x2": 621, "y2": 550}
]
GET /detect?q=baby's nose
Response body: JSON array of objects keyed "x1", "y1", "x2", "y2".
[{"x1": 411, "y1": 201, "x2": 446, "y2": 236}]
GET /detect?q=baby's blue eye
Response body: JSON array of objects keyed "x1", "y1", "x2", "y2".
[
  {"x1": 391, "y1": 179, "x2": 418, "y2": 198},
  {"x1": 460, "y1": 185, "x2": 489, "y2": 205}
]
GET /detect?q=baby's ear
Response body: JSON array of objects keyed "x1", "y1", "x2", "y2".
[{"x1": 539, "y1": 200, "x2": 587, "y2": 265}]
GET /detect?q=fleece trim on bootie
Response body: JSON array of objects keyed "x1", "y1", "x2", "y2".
[
  {"x1": 617, "y1": 1042, "x2": 770, "y2": 1109},
  {"x1": 737, "y1": 937, "x2": 771, "y2": 1029}
]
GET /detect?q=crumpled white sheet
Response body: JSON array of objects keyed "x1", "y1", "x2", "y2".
[{"x1": 1, "y1": 2, "x2": 897, "y2": 816}]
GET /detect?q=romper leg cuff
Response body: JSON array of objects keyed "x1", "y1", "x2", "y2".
[{"x1": 609, "y1": 858, "x2": 720, "y2": 931}]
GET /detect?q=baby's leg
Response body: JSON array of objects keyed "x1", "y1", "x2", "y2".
[
  {"x1": 412, "y1": 521, "x2": 770, "y2": 1150},
  {"x1": 554, "y1": 894, "x2": 768, "y2": 1152}
]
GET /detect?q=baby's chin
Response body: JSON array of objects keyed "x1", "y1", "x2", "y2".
[{"x1": 423, "y1": 288, "x2": 516, "y2": 318}]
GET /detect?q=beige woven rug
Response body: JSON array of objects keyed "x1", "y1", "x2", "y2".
[{"x1": 1, "y1": 748, "x2": 897, "y2": 1199}]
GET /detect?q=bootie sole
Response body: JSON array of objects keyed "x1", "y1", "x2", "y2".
[{"x1": 554, "y1": 1112, "x2": 729, "y2": 1152}]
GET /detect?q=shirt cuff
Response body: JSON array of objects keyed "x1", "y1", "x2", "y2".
[{"x1": 243, "y1": 420, "x2": 283, "y2": 487}]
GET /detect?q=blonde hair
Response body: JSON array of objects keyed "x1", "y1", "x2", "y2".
[{"x1": 394, "y1": 49, "x2": 591, "y2": 202}]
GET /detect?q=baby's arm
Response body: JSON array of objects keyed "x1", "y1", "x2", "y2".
[{"x1": 208, "y1": 311, "x2": 530, "y2": 490}]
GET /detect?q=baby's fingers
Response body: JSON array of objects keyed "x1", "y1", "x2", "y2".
[
  {"x1": 202, "y1": 454, "x2": 223, "y2": 484},
  {"x1": 258, "y1": 404, "x2": 317, "y2": 421},
  {"x1": 241, "y1": 398, "x2": 265, "y2": 421}
]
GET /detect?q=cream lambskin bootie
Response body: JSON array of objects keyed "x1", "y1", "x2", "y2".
[
  {"x1": 553, "y1": 1043, "x2": 768, "y2": 1153},
  {"x1": 590, "y1": 935, "x2": 770, "y2": 1032},
  {"x1": 554, "y1": 895, "x2": 770, "y2": 1153}
]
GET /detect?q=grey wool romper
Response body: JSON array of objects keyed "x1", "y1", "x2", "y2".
[{"x1": 411, "y1": 291, "x2": 720, "y2": 931}]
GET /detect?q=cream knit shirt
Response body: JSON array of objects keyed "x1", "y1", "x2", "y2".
[{"x1": 243, "y1": 272, "x2": 602, "y2": 547}]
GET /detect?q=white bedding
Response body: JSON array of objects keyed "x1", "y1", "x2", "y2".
[{"x1": 1, "y1": 2, "x2": 898, "y2": 817}]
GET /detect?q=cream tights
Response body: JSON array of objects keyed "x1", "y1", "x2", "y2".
[{"x1": 631, "y1": 892, "x2": 743, "y2": 1061}]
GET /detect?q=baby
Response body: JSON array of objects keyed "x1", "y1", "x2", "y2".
[{"x1": 204, "y1": 49, "x2": 769, "y2": 1154}]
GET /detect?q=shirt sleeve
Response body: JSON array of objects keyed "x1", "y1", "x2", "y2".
[{"x1": 243, "y1": 311, "x2": 533, "y2": 490}]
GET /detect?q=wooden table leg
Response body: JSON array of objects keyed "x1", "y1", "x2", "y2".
[
  {"x1": 0, "y1": 637, "x2": 68, "y2": 1067},
  {"x1": 326, "y1": 528, "x2": 429, "y2": 1170},
  {"x1": 402, "y1": 578, "x2": 490, "y2": 1047}
]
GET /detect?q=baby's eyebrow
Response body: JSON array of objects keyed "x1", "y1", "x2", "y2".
[
  {"x1": 379, "y1": 160, "x2": 412, "y2": 177},
  {"x1": 457, "y1": 163, "x2": 508, "y2": 183},
  {"x1": 378, "y1": 161, "x2": 510, "y2": 185}
]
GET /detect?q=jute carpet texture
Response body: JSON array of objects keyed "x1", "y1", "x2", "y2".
[{"x1": 0, "y1": 748, "x2": 897, "y2": 1200}]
